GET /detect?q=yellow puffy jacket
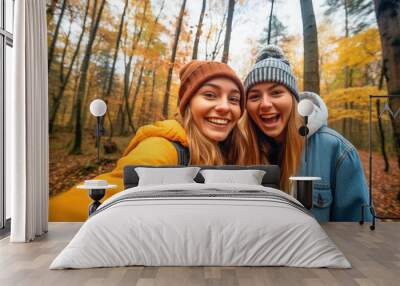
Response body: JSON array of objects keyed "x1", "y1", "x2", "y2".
[{"x1": 49, "y1": 120, "x2": 188, "y2": 222}]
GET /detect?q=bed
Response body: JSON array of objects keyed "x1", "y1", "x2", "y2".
[{"x1": 50, "y1": 165, "x2": 350, "y2": 269}]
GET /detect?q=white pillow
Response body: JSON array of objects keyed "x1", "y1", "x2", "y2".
[
  {"x1": 200, "y1": 169, "x2": 266, "y2": 185},
  {"x1": 135, "y1": 167, "x2": 201, "y2": 186}
]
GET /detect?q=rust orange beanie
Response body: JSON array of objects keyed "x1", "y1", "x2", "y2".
[{"x1": 178, "y1": 60, "x2": 245, "y2": 116}]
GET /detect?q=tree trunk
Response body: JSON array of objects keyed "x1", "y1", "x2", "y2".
[
  {"x1": 342, "y1": 102, "x2": 348, "y2": 137},
  {"x1": 376, "y1": 99, "x2": 390, "y2": 172},
  {"x1": 59, "y1": 13, "x2": 72, "y2": 85},
  {"x1": 70, "y1": 0, "x2": 106, "y2": 154},
  {"x1": 128, "y1": 64, "x2": 145, "y2": 124},
  {"x1": 102, "y1": 0, "x2": 129, "y2": 142},
  {"x1": 343, "y1": 0, "x2": 353, "y2": 88},
  {"x1": 138, "y1": 71, "x2": 150, "y2": 127},
  {"x1": 60, "y1": 97, "x2": 68, "y2": 127},
  {"x1": 204, "y1": 17, "x2": 212, "y2": 59},
  {"x1": 48, "y1": 0, "x2": 68, "y2": 70},
  {"x1": 49, "y1": 0, "x2": 90, "y2": 134},
  {"x1": 121, "y1": 0, "x2": 149, "y2": 133},
  {"x1": 130, "y1": 66, "x2": 146, "y2": 125},
  {"x1": 135, "y1": 0, "x2": 165, "y2": 71},
  {"x1": 192, "y1": 0, "x2": 206, "y2": 60},
  {"x1": 118, "y1": 104, "x2": 125, "y2": 135},
  {"x1": 120, "y1": 61, "x2": 137, "y2": 134},
  {"x1": 81, "y1": 65, "x2": 96, "y2": 129},
  {"x1": 162, "y1": 0, "x2": 187, "y2": 118},
  {"x1": 364, "y1": 64, "x2": 370, "y2": 85},
  {"x1": 116, "y1": 103, "x2": 126, "y2": 136},
  {"x1": 104, "y1": 0, "x2": 129, "y2": 99},
  {"x1": 211, "y1": 12, "x2": 227, "y2": 61},
  {"x1": 374, "y1": 0, "x2": 400, "y2": 169},
  {"x1": 67, "y1": 58, "x2": 81, "y2": 131},
  {"x1": 105, "y1": 103, "x2": 114, "y2": 141},
  {"x1": 267, "y1": 0, "x2": 275, "y2": 44},
  {"x1": 149, "y1": 68, "x2": 157, "y2": 122},
  {"x1": 50, "y1": 13, "x2": 71, "y2": 130},
  {"x1": 221, "y1": 0, "x2": 235, "y2": 63},
  {"x1": 300, "y1": 0, "x2": 320, "y2": 94}
]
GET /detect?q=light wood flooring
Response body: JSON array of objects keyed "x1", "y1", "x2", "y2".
[{"x1": 0, "y1": 222, "x2": 399, "y2": 286}]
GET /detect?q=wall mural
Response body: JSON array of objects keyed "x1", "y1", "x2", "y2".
[{"x1": 46, "y1": 0, "x2": 399, "y2": 222}]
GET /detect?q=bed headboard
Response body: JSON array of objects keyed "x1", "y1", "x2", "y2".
[{"x1": 123, "y1": 165, "x2": 281, "y2": 190}]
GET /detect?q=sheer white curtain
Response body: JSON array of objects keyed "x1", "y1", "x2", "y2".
[{"x1": 7, "y1": 0, "x2": 49, "y2": 242}]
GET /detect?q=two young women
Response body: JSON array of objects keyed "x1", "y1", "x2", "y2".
[{"x1": 49, "y1": 46, "x2": 370, "y2": 222}]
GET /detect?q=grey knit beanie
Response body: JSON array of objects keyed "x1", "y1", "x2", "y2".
[{"x1": 244, "y1": 45, "x2": 299, "y2": 101}]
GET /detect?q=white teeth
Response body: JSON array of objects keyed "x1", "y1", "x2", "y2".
[{"x1": 207, "y1": 118, "x2": 229, "y2": 125}]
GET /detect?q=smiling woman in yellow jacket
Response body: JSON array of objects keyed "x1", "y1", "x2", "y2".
[{"x1": 49, "y1": 60, "x2": 247, "y2": 221}]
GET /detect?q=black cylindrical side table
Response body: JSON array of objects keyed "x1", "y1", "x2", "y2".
[{"x1": 289, "y1": 177, "x2": 321, "y2": 210}]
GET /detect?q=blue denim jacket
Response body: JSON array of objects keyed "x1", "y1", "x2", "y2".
[{"x1": 297, "y1": 92, "x2": 371, "y2": 222}]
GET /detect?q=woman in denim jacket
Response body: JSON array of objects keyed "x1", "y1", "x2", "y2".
[{"x1": 242, "y1": 45, "x2": 371, "y2": 222}]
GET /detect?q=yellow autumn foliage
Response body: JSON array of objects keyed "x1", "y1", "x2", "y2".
[
  {"x1": 323, "y1": 86, "x2": 387, "y2": 123},
  {"x1": 336, "y1": 28, "x2": 381, "y2": 68},
  {"x1": 318, "y1": 26, "x2": 382, "y2": 93}
]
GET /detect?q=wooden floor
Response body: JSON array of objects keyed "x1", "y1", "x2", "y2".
[{"x1": 0, "y1": 222, "x2": 399, "y2": 286}]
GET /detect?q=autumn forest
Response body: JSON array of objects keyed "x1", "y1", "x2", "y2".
[{"x1": 47, "y1": 0, "x2": 400, "y2": 217}]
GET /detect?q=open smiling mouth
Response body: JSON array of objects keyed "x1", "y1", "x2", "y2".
[
  {"x1": 205, "y1": 117, "x2": 230, "y2": 127},
  {"x1": 260, "y1": 114, "x2": 280, "y2": 125}
]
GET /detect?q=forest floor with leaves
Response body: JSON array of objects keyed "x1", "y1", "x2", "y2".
[
  {"x1": 359, "y1": 150, "x2": 400, "y2": 219},
  {"x1": 49, "y1": 131, "x2": 131, "y2": 197},
  {"x1": 49, "y1": 132, "x2": 400, "y2": 218}
]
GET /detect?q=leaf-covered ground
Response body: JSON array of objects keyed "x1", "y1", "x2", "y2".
[
  {"x1": 359, "y1": 150, "x2": 400, "y2": 219},
  {"x1": 49, "y1": 132, "x2": 400, "y2": 218},
  {"x1": 49, "y1": 132, "x2": 131, "y2": 197}
]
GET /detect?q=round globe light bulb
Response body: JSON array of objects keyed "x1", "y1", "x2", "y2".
[
  {"x1": 298, "y1": 99, "x2": 314, "y2": 117},
  {"x1": 90, "y1": 99, "x2": 107, "y2": 117}
]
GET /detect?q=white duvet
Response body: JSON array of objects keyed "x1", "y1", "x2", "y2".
[{"x1": 50, "y1": 183, "x2": 351, "y2": 269}]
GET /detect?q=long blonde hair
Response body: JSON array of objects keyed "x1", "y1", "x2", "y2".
[
  {"x1": 182, "y1": 108, "x2": 247, "y2": 165},
  {"x1": 241, "y1": 97, "x2": 304, "y2": 192}
]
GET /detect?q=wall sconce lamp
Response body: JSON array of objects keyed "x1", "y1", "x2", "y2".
[
  {"x1": 289, "y1": 99, "x2": 320, "y2": 210},
  {"x1": 298, "y1": 99, "x2": 314, "y2": 165},
  {"x1": 89, "y1": 99, "x2": 107, "y2": 163}
]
